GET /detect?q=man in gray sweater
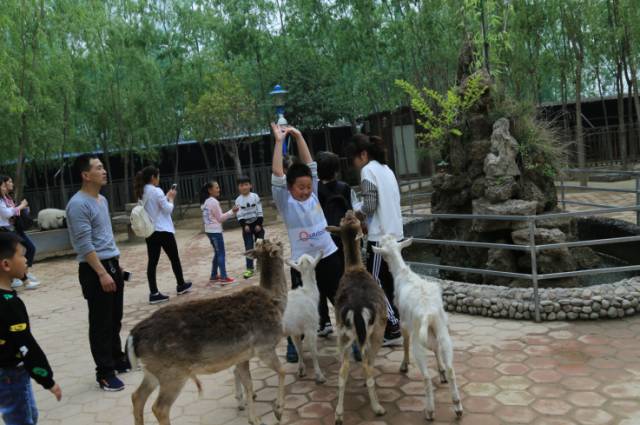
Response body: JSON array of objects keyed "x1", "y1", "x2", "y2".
[{"x1": 66, "y1": 154, "x2": 129, "y2": 392}]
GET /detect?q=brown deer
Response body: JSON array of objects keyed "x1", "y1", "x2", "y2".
[
  {"x1": 128, "y1": 239, "x2": 287, "y2": 425},
  {"x1": 328, "y1": 210, "x2": 388, "y2": 425}
]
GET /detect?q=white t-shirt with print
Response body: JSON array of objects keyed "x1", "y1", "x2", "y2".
[{"x1": 272, "y1": 162, "x2": 337, "y2": 261}]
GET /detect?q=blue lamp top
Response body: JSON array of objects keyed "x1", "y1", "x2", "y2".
[{"x1": 269, "y1": 84, "x2": 288, "y2": 96}]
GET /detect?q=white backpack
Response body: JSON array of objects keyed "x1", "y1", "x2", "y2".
[{"x1": 130, "y1": 196, "x2": 155, "y2": 238}]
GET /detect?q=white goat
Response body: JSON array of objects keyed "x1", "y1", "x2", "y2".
[
  {"x1": 372, "y1": 235, "x2": 463, "y2": 421},
  {"x1": 284, "y1": 251, "x2": 327, "y2": 384},
  {"x1": 37, "y1": 208, "x2": 67, "y2": 230}
]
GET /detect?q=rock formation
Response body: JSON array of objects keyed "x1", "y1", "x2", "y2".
[{"x1": 430, "y1": 72, "x2": 599, "y2": 288}]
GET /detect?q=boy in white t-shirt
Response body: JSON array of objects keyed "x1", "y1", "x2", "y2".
[
  {"x1": 235, "y1": 176, "x2": 264, "y2": 279},
  {"x1": 270, "y1": 123, "x2": 343, "y2": 363}
]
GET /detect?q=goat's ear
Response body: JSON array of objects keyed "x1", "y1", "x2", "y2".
[
  {"x1": 371, "y1": 245, "x2": 383, "y2": 254},
  {"x1": 399, "y1": 238, "x2": 413, "y2": 250},
  {"x1": 245, "y1": 249, "x2": 257, "y2": 259},
  {"x1": 326, "y1": 226, "x2": 340, "y2": 234}
]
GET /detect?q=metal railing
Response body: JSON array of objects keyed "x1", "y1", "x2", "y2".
[
  {"x1": 404, "y1": 204, "x2": 640, "y2": 322},
  {"x1": 559, "y1": 168, "x2": 640, "y2": 225}
]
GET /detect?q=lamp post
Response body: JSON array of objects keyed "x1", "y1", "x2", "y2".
[{"x1": 269, "y1": 84, "x2": 289, "y2": 155}]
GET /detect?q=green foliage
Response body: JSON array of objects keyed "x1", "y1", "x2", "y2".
[
  {"x1": 0, "y1": 0, "x2": 638, "y2": 196},
  {"x1": 395, "y1": 74, "x2": 488, "y2": 150}
]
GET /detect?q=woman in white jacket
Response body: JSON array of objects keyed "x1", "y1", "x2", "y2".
[
  {"x1": 134, "y1": 166, "x2": 192, "y2": 304},
  {"x1": 346, "y1": 134, "x2": 404, "y2": 347}
]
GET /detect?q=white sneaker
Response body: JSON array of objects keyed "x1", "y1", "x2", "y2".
[
  {"x1": 25, "y1": 280, "x2": 40, "y2": 290},
  {"x1": 26, "y1": 273, "x2": 39, "y2": 283},
  {"x1": 11, "y1": 279, "x2": 23, "y2": 289}
]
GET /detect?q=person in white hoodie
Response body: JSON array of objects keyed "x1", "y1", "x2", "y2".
[
  {"x1": 346, "y1": 134, "x2": 404, "y2": 347},
  {"x1": 134, "y1": 166, "x2": 192, "y2": 304},
  {"x1": 200, "y1": 181, "x2": 239, "y2": 285}
]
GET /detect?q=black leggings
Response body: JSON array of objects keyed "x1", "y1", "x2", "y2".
[
  {"x1": 291, "y1": 250, "x2": 343, "y2": 326},
  {"x1": 145, "y1": 231, "x2": 185, "y2": 294}
]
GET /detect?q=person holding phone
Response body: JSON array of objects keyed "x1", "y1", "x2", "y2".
[{"x1": 134, "y1": 166, "x2": 192, "y2": 305}]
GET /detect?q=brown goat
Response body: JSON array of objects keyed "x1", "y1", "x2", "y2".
[
  {"x1": 128, "y1": 239, "x2": 288, "y2": 425},
  {"x1": 328, "y1": 210, "x2": 388, "y2": 425}
]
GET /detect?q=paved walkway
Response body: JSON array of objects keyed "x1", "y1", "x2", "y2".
[{"x1": 19, "y1": 219, "x2": 640, "y2": 425}]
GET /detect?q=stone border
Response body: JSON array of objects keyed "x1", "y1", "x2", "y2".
[{"x1": 437, "y1": 277, "x2": 640, "y2": 320}]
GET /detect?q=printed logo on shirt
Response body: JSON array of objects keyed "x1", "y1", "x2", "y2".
[
  {"x1": 9, "y1": 323, "x2": 27, "y2": 332},
  {"x1": 3, "y1": 294, "x2": 13, "y2": 300},
  {"x1": 299, "y1": 229, "x2": 326, "y2": 242},
  {"x1": 19, "y1": 345, "x2": 28, "y2": 357},
  {"x1": 32, "y1": 367, "x2": 49, "y2": 377}
]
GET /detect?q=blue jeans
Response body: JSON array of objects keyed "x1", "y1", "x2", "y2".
[
  {"x1": 207, "y1": 233, "x2": 227, "y2": 279},
  {"x1": 16, "y1": 230, "x2": 36, "y2": 268},
  {"x1": 0, "y1": 367, "x2": 38, "y2": 425}
]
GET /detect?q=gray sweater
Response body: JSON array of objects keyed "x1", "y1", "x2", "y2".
[{"x1": 66, "y1": 191, "x2": 120, "y2": 262}]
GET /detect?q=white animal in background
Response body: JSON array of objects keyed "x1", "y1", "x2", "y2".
[
  {"x1": 37, "y1": 208, "x2": 67, "y2": 230},
  {"x1": 372, "y1": 235, "x2": 463, "y2": 421},
  {"x1": 284, "y1": 251, "x2": 327, "y2": 384}
]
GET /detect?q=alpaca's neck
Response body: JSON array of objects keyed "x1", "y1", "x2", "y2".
[{"x1": 343, "y1": 237, "x2": 363, "y2": 269}]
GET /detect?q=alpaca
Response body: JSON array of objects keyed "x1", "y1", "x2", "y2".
[{"x1": 328, "y1": 210, "x2": 387, "y2": 425}]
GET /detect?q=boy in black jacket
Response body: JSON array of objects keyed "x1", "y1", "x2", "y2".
[
  {"x1": 316, "y1": 151, "x2": 359, "y2": 337},
  {"x1": 0, "y1": 232, "x2": 61, "y2": 424}
]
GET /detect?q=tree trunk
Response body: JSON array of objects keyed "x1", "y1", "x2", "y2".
[
  {"x1": 595, "y1": 64, "x2": 612, "y2": 161},
  {"x1": 198, "y1": 140, "x2": 212, "y2": 171},
  {"x1": 575, "y1": 60, "x2": 586, "y2": 185},
  {"x1": 173, "y1": 128, "x2": 180, "y2": 184},
  {"x1": 61, "y1": 94, "x2": 69, "y2": 205},
  {"x1": 248, "y1": 141, "x2": 256, "y2": 188},
  {"x1": 629, "y1": 60, "x2": 640, "y2": 155},
  {"x1": 100, "y1": 133, "x2": 115, "y2": 210},
  {"x1": 123, "y1": 149, "x2": 130, "y2": 206},
  {"x1": 617, "y1": 63, "x2": 627, "y2": 167},
  {"x1": 222, "y1": 141, "x2": 243, "y2": 176},
  {"x1": 43, "y1": 158, "x2": 51, "y2": 208},
  {"x1": 15, "y1": 112, "x2": 27, "y2": 200},
  {"x1": 59, "y1": 157, "x2": 68, "y2": 207}
]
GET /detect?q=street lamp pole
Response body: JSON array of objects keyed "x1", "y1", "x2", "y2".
[{"x1": 269, "y1": 84, "x2": 289, "y2": 155}]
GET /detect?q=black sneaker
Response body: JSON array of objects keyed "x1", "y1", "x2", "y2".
[
  {"x1": 382, "y1": 324, "x2": 403, "y2": 347},
  {"x1": 317, "y1": 322, "x2": 334, "y2": 337},
  {"x1": 115, "y1": 357, "x2": 132, "y2": 374},
  {"x1": 177, "y1": 282, "x2": 192, "y2": 295},
  {"x1": 97, "y1": 376, "x2": 125, "y2": 392},
  {"x1": 149, "y1": 292, "x2": 170, "y2": 305}
]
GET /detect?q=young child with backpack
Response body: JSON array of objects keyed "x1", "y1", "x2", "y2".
[
  {"x1": 0, "y1": 232, "x2": 62, "y2": 424},
  {"x1": 235, "y1": 176, "x2": 264, "y2": 279},
  {"x1": 270, "y1": 123, "x2": 343, "y2": 363},
  {"x1": 200, "y1": 181, "x2": 239, "y2": 285},
  {"x1": 315, "y1": 151, "x2": 361, "y2": 337}
]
